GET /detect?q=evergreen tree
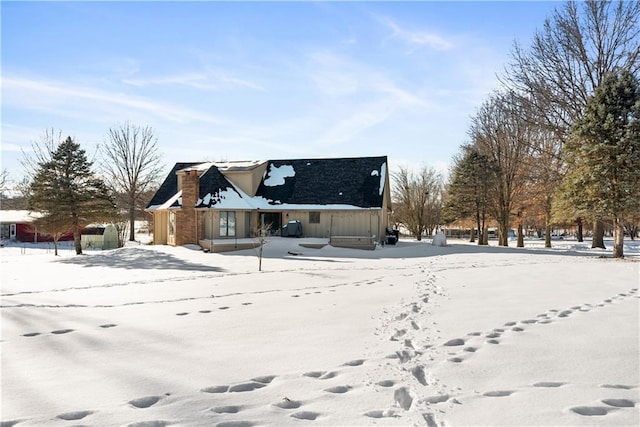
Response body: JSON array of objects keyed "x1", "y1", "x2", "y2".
[
  {"x1": 559, "y1": 69, "x2": 640, "y2": 258},
  {"x1": 27, "y1": 136, "x2": 116, "y2": 255},
  {"x1": 444, "y1": 146, "x2": 495, "y2": 245}
]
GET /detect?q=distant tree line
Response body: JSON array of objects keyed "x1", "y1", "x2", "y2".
[
  {"x1": 440, "y1": 0, "x2": 639, "y2": 258},
  {"x1": 8, "y1": 123, "x2": 164, "y2": 255}
]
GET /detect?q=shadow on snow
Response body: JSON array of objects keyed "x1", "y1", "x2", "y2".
[{"x1": 57, "y1": 247, "x2": 225, "y2": 272}]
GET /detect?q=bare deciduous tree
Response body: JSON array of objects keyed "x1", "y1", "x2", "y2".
[
  {"x1": 21, "y1": 129, "x2": 63, "y2": 180},
  {"x1": 0, "y1": 169, "x2": 8, "y2": 193},
  {"x1": 32, "y1": 212, "x2": 74, "y2": 256},
  {"x1": 503, "y1": 0, "x2": 639, "y2": 137},
  {"x1": 525, "y1": 128, "x2": 564, "y2": 248},
  {"x1": 102, "y1": 122, "x2": 164, "y2": 242},
  {"x1": 470, "y1": 91, "x2": 532, "y2": 247},
  {"x1": 392, "y1": 165, "x2": 443, "y2": 241}
]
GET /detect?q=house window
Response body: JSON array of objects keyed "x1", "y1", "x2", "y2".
[
  {"x1": 309, "y1": 212, "x2": 320, "y2": 224},
  {"x1": 168, "y1": 212, "x2": 175, "y2": 236},
  {"x1": 219, "y1": 211, "x2": 236, "y2": 237}
]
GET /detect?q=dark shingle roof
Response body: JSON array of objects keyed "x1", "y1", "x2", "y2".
[
  {"x1": 148, "y1": 156, "x2": 388, "y2": 210},
  {"x1": 255, "y1": 156, "x2": 387, "y2": 208},
  {"x1": 146, "y1": 162, "x2": 199, "y2": 209}
]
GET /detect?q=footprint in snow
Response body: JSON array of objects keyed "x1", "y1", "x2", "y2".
[
  {"x1": 424, "y1": 394, "x2": 450, "y2": 404},
  {"x1": 51, "y1": 329, "x2": 74, "y2": 335},
  {"x1": 344, "y1": 359, "x2": 365, "y2": 367},
  {"x1": 303, "y1": 371, "x2": 324, "y2": 379},
  {"x1": 600, "y1": 384, "x2": 635, "y2": 390},
  {"x1": 376, "y1": 380, "x2": 395, "y2": 387},
  {"x1": 274, "y1": 399, "x2": 302, "y2": 409},
  {"x1": 100, "y1": 324, "x2": 117, "y2": 328},
  {"x1": 411, "y1": 365, "x2": 427, "y2": 385},
  {"x1": 129, "y1": 396, "x2": 161, "y2": 408},
  {"x1": 290, "y1": 411, "x2": 321, "y2": 420},
  {"x1": 229, "y1": 382, "x2": 266, "y2": 392},
  {"x1": 394, "y1": 387, "x2": 413, "y2": 410},
  {"x1": 324, "y1": 385, "x2": 351, "y2": 394},
  {"x1": 218, "y1": 306, "x2": 230, "y2": 310},
  {"x1": 57, "y1": 410, "x2": 93, "y2": 420},
  {"x1": 533, "y1": 382, "x2": 566, "y2": 387},
  {"x1": 570, "y1": 406, "x2": 612, "y2": 416},
  {"x1": 251, "y1": 375, "x2": 276, "y2": 384},
  {"x1": 393, "y1": 349, "x2": 417, "y2": 363},
  {"x1": 602, "y1": 399, "x2": 635, "y2": 407},
  {"x1": 443, "y1": 338, "x2": 465, "y2": 346},
  {"x1": 176, "y1": 312, "x2": 189, "y2": 316},
  {"x1": 319, "y1": 371, "x2": 339, "y2": 380},
  {"x1": 199, "y1": 310, "x2": 212, "y2": 313},
  {"x1": 127, "y1": 422, "x2": 168, "y2": 427},
  {"x1": 22, "y1": 332, "x2": 41, "y2": 337},
  {"x1": 395, "y1": 312, "x2": 409, "y2": 321},
  {"x1": 216, "y1": 422, "x2": 256, "y2": 427},
  {"x1": 212, "y1": 405, "x2": 243, "y2": 413},
  {"x1": 364, "y1": 409, "x2": 398, "y2": 418},
  {"x1": 201, "y1": 385, "x2": 229, "y2": 393},
  {"x1": 390, "y1": 329, "x2": 407, "y2": 341},
  {"x1": 483, "y1": 390, "x2": 515, "y2": 397}
]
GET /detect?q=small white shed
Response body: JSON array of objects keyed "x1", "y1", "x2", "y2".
[{"x1": 81, "y1": 224, "x2": 119, "y2": 250}]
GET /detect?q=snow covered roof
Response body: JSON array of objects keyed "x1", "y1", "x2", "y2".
[
  {"x1": 213, "y1": 160, "x2": 266, "y2": 172},
  {"x1": 194, "y1": 166, "x2": 255, "y2": 210},
  {"x1": 0, "y1": 210, "x2": 43, "y2": 223},
  {"x1": 147, "y1": 156, "x2": 389, "y2": 211}
]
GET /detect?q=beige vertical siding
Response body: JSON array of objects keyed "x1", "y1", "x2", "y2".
[
  {"x1": 281, "y1": 209, "x2": 383, "y2": 239},
  {"x1": 198, "y1": 208, "x2": 385, "y2": 240},
  {"x1": 153, "y1": 212, "x2": 168, "y2": 244}
]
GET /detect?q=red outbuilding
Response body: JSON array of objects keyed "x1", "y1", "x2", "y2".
[{"x1": 0, "y1": 210, "x2": 75, "y2": 243}]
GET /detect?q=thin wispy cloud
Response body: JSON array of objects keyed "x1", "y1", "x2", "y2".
[
  {"x1": 316, "y1": 100, "x2": 396, "y2": 147},
  {"x1": 374, "y1": 14, "x2": 453, "y2": 51},
  {"x1": 307, "y1": 51, "x2": 360, "y2": 96},
  {"x1": 3, "y1": 76, "x2": 227, "y2": 125},
  {"x1": 306, "y1": 49, "x2": 435, "y2": 147},
  {"x1": 122, "y1": 68, "x2": 264, "y2": 91}
]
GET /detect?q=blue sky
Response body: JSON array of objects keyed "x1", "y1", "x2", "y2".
[{"x1": 2, "y1": 1, "x2": 562, "y2": 183}]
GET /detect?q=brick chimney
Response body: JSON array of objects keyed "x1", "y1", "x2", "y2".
[{"x1": 175, "y1": 169, "x2": 199, "y2": 246}]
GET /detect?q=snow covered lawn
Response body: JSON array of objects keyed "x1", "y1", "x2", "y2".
[{"x1": 1, "y1": 237, "x2": 638, "y2": 426}]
